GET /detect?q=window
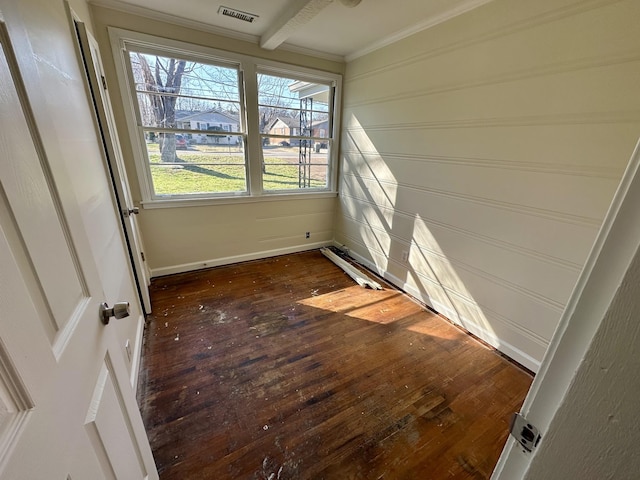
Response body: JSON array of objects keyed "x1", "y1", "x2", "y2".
[
  {"x1": 111, "y1": 30, "x2": 341, "y2": 205},
  {"x1": 127, "y1": 51, "x2": 247, "y2": 197},
  {"x1": 258, "y1": 73, "x2": 333, "y2": 191}
]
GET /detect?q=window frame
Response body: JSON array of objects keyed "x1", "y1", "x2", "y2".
[
  {"x1": 257, "y1": 69, "x2": 335, "y2": 193},
  {"x1": 108, "y1": 28, "x2": 342, "y2": 208},
  {"x1": 125, "y1": 46, "x2": 249, "y2": 199}
]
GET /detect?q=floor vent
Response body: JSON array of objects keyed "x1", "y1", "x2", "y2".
[{"x1": 217, "y1": 6, "x2": 259, "y2": 23}]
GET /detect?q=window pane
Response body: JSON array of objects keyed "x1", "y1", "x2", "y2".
[
  {"x1": 136, "y1": 94, "x2": 241, "y2": 130},
  {"x1": 257, "y1": 73, "x2": 331, "y2": 138},
  {"x1": 262, "y1": 137, "x2": 329, "y2": 191},
  {"x1": 258, "y1": 73, "x2": 332, "y2": 191},
  {"x1": 145, "y1": 134, "x2": 245, "y2": 164},
  {"x1": 128, "y1": 51, "x2": 246, "y2": 195},
  {"x1": 130, "y1": 53, "x2": 239, "y2": 99},
  {"x1": 150, "y1": 164, "x2": 247, "y2": 195}
]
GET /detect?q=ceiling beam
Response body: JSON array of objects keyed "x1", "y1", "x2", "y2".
[{"x1": 260, "y1": 0, "x2": 333, "y2": 51}]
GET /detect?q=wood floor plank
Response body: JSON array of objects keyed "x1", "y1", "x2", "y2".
[{"x1": 137, "y1": 250, "x2": 532, "y2": 479}]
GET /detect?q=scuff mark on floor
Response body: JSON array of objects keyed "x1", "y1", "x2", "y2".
[{"x1": 248, "y1": 312, "x2": 289, "y2": 336}]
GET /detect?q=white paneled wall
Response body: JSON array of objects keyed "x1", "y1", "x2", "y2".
[{"x1": 336, "y1": 0, "x2": 640, "y2": 371}]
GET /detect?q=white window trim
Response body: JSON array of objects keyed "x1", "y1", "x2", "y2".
[{"x1": 108, "y1": 27, "x2": 342, "y2": 207}]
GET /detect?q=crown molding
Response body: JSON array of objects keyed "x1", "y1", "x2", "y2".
[
  {"x1": 345, "y1": 0, "x2": 494, "y2": 62},
  {"x1": 278, "y1": 41, "x2": 344, "y2": 63}
]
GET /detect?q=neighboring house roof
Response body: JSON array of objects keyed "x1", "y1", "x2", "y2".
[
  {"x1": 267, "y1": 116, "x2": 300, "y2": 131},
  {"x1": 174, "y1": 110, "x2": 197, "y2": 120},
  {"x1": 178, "y1": 109, "x2": 239, "y2": 125}
]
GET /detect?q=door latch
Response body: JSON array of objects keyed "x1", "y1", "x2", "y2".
[
  {"x1": 122, "y1": 207, "x2": 139, "y2": 217},
  {"x1": 509, "y1": 412, "x2": 541, "y2": 452}
]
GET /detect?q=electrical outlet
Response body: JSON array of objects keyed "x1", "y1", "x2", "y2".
[
  {"x1": 305, "y1": 232, "x2": 310, "y2": 239},
  {"x1": 401, "y1": 250, "x2": 409, "y2": 263}
]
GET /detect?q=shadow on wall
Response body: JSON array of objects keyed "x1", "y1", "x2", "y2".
[{"x1": 336, "y1": 113, "x2": 554, "y2": 372}]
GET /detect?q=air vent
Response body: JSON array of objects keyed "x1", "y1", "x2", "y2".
[{"x1": 217, "y1": 6, "x2": 259, "y2": 23}]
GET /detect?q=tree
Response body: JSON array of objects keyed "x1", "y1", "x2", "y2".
[
  {"x1": 257, "y1": 74, "x2": 299, "y2": 133},
  {"x1": 134, "y1": 53, "x2": 189, "y2": 163}
]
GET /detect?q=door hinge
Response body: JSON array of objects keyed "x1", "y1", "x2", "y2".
[
  {"x1": 101, "y1": 75, "x2": 107, "y2": 90},
  {"x1": 510, "y1": 412, "x2": 541, "y2": 452},
  {"x1": 141, "y1": 251, "x2": 145, "y2": 261}
]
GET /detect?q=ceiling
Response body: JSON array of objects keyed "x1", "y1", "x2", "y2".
[{"x1": 93, "y1": 0, "x2": 493, "y2": 61}]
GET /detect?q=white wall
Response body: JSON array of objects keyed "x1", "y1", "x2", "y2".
[
  {"x1": 139, "y1": 197, "x2": 336, "y2": 276},
  {"x1": 336, "y1": 0, "x2": 640, "y2": 371},
  {"x1": 90, "y1": 5, "x2": 344, "y2": 276}
]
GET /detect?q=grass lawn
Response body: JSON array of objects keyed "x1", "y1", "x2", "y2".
[{"x1": 148, "y1": 150, "x2": 326, "y2": 195}]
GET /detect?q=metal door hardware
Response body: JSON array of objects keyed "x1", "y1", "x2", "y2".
[
  {"x1": 510, "y1": 412, "x2": 541, "y2": 452},
  {"x1": 122, "y1": 207, "x2": 139, "y2": 217},
  {"x1": 99, "y1": 302, "x2": 130, "y2": 325}
]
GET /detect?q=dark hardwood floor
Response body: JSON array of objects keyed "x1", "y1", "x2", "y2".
[{"x1": 137, "y1": 250, "x2": 532, "y2": 479}]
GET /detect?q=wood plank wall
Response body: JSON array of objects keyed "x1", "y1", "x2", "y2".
[{"x1": 336, "y1": 0, "x2": 640, "y2": 371}]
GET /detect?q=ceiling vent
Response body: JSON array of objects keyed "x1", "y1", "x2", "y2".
[{"x1": 217, "y1": 6, "x2": 259, "y2": 23}]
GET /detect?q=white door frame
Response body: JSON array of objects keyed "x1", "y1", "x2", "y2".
[{"x1": 492, "y1": 138, "x2": 640, "y2": 478}]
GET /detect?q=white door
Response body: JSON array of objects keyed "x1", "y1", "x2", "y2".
[
  {"x1": 73, "y1": 17, "x2": 152, "y2": 314},
  {"x1": 0, "y1": 14, "x2": 157, "y2": 480}
]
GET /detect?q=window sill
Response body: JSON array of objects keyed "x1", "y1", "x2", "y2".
[{"x1": 140, "y1": 191, "x2": 339, "y2": 209}]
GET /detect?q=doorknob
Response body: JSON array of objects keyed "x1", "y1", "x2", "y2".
[
  {"x1": 122, "y1": 207, "x2": 139, "y2": 217},
  {"x1": 100, "y1": 302, "x2": 130, "y2": 325}
]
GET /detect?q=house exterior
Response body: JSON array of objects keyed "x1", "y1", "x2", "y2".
[
  {"x1": 266, "y1": 116, "x2": 300, "y2": 144},
  {"x1": 177, "y1": 110, "x2": 240, "y2": 144},
  {"x1": 266, "y1": 117, "x2": 328, "y2": 146},
  {"x1": 311, "y1": 119, "x2": 329, "y2": 141}
]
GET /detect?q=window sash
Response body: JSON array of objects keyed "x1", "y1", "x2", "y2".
[
  {"x1": 125, "y1": 49, "x2": 250, "y2": 198},
  {"x1": 110, "y1": 28, "x2": 341, "y2": 204}
]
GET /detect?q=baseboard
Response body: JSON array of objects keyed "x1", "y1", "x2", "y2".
[
  {"x1": 150, "y1": 241, "x2": 334, "y2": 278},
  {"x1": 130, "y1": 313, "x2": 145, "y2": 392},
  {"x1": 428, "y1": 299, "x2": 541, "y2": 373},
  {"x1": 341, "y1": 243, "x2": 541, "y2": 373}
]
